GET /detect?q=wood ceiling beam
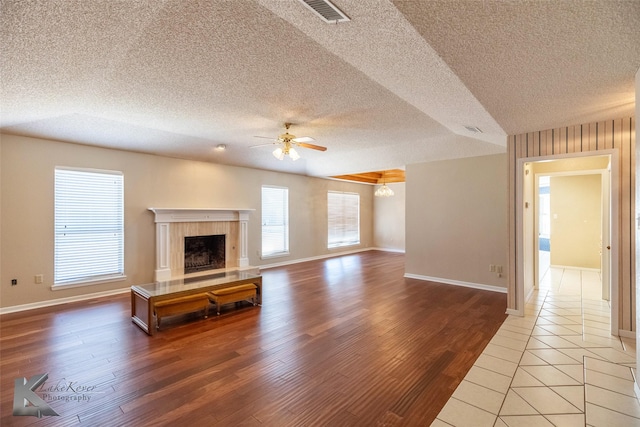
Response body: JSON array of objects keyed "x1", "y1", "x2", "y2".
[{"x1": 330, "y1": 169, "x2": 405, "y2": 184}]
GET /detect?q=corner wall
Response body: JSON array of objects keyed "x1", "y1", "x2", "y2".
[
  {"x1": 405, "y1": 154, "x2": 508, "y2": 291},
  {"x1": 373, "y1": 182, "x2": 405, "y2": 251},
  {"x1": 0, "y1": 135, "x2": 374, "y2": 309}
]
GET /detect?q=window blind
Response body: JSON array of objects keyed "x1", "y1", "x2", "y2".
[
  {"x1": 261, "y1": 186, "x2": 289, "y2": 257},
  {"x1": 54, "y1": 168, "x2": 124, "y2": 285},
  {"x1": 328, "y1": 191, "x2": 360, "y2": 248}
]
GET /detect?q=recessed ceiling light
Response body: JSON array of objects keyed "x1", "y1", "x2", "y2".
[{"x1": 215, "y1": 144, "x2": 226, "y2": 151}]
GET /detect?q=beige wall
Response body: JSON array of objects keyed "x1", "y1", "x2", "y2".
[
  {"x1": 373, "y1": 182, "x2": 405, "y2": 251},
  {"x1": 0, "y1": 135, "x2": 374, "y2": 309},
  {"x1": 405, "y1": 154, "x2": 508, "y2": 290},
  {"x1": 550, "y1": 174, "x2": 602, "y2": 269}
]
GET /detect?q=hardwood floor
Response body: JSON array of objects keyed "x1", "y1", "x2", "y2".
[{"x1": 1, "y1": 251, "x2": 507, "y2": 426}]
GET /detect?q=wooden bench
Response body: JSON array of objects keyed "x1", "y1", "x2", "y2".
[
  {"x1": 207, "y1": 284, "x2": 257, "y2": 315},
  {"x1": 154, "y1": 293, "x2": 209, "y2": 329}
]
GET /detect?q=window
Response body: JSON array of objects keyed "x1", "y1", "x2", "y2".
[
  {"x1": 328, "y1": 191, "x2": 360, "y2": 248},
  {"x1": 54, "y1": 167, "x2": 124, "y2": 287},
  {"x1": 261, "y1": 186, "x2": 289, "y2": 257}
]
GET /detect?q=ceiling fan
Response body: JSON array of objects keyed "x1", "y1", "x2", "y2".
[{"x1": 252, "y1": 123, "x2": 327, "y2": 161}]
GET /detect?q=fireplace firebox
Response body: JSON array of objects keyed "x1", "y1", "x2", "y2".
[{"x1": 184, "y1": 235, "x2": 225, "y2": 274}]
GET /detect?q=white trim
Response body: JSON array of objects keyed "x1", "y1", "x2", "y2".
[
  {"x1": 55, "y1": 165, "x2": 123, "y2": 176},
  {"x1": 525, "y1": 283, "x2": 536, "y2": 305},
  {"x1": 148, "y1": 208, "x2": 254, "y2": 280},
  {"x1": 259, "y1": 248, "x2": 372, "y2": 270},
  {"x1": 260, "y1": 251, "x2": 291, "y2": 260},
  {"x1": 506, "y1": 308, "x2": 523, "y2": 316},
  {"x1": 148, "y1": 208, "x2": 254, "y2": 223},
  {"x1": 0, "y1": 287, "x2": 130, "y2": 315},
  {"x1": 371, "y1": 247, "x2": 406, "y2": 254},
  {"x1": 51, "y1": 274, "x2": 127, "y2": 290},
  {"x1": 403, "y1": 273, "x2": 508, "y2": 294},
  {"x1": 516, "y1": 149, "x2": 620, "y2": 336},
  {"x1": 618, "y1": 329, "x2": 636, "y2": 339}
]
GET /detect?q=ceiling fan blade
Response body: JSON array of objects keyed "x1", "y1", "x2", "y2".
[
  {"x1": 253, "y1": 135, "x2": 277, "y2": 140},
  {"x1": 297, "y1": 142, "x2": 327, "y2": 152},
  {"x1": 292, "y1": 136, "x2": 315, "y2": 143},
  {"x1": 249, "y1": 142, "x2": 277, "y2": 148}
]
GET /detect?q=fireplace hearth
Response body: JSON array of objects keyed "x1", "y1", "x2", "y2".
[{"x1": 184, "y1": 234, "x2": 225, "y2": 274}]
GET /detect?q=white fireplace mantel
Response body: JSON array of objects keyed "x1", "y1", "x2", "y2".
[
  {"x1": 148, "y1": 208, "x2": 253, "y2": 223},
  {"x1": 148, "y1": 208, "x2": 254, "y2": 281}
]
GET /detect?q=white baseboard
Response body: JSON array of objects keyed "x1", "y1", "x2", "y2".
[
  {"x1": 618, "y1": 329, "x2": 636, "y2": 339},
  {"x1": 403, "y1": 273, "x2": 508, "y2": 294},
  {"x1": 525, "y1": 284, "x2": 536, "y2": 304},
  {"x1": 371, "y1": 247, "x2": 406, "y2": 254},
  {"x1": 0, "y1": 287, "x2": 130, "y2": 315},
  {"x1": 260, "y1": 247, "x2": 384, "y2": 270}
]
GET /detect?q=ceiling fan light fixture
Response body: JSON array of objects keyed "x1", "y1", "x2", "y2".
[
  {"x1": 257, "y1": 123, "x2": 325, "y2": 161},
  {"x1": 289, "y1": 147, "x2": 300, "y2": 161}
]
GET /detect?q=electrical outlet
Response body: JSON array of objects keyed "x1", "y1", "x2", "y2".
[
  {"x1": 11, "y1": 279, "x2": 17, "y2": 286},
  {"x1": 35, "y1": 274, "x2": 44, "y2": 284},
  {"x1": 489, "y1": 265, "x2": 495, "y2": 272},
  {"x1": 497, "y1": 265, "x2": 503, "y2": 274}
]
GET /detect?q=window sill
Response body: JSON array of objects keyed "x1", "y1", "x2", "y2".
[
  {"x1": 328, "y1": 243, "x2": 361, "y2": 250},
  {"x1": 261, "y1": 252, "x2": 290, "y2": 260},
  {"x1": 52, "y1": 275, "x2": 127, "y2": 291}
]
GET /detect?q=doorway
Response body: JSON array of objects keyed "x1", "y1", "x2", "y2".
[
  {"x1": 536, "y1": 172, "x2": 606, "y2": 294},
  {"x1": 517, "y1": 151, "x2": 619, "y2": 336}
]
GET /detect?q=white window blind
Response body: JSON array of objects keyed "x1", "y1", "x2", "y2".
[
  {"x1": 55, "y1": 167, "x2": 124, "y2": 286},
  {"x1": 262, "y1": 186, "x2": 289, "y2": 257},
  {"x1": 328, "y1": 191, "x2": 360, "y2": 248}
]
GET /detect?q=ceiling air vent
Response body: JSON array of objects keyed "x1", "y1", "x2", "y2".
[
  {"x1": 464, "y1": 126, "x2": 483, "y2": 133},
  {"x1": 297, "y1": 0, "x2": 350, "y2": 23}
]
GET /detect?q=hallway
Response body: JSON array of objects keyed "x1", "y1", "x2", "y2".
[{"x1": 434, "y1": 265, "x2": 639, "y2": 426}]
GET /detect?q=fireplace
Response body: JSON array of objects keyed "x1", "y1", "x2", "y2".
[
  {"x1": 184, "y1": 235, "x2": 225, "y2": 274},
  {"x1": 148, "y1": 208, "x2": 253, "y2": 281}
]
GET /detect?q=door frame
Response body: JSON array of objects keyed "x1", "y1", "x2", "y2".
[
  {"x1": 533, "y1": 170, "x2": 610, "y2": 294},
  {"x1": 516, "y1": 149, "x2": 619, "y2": 336}
]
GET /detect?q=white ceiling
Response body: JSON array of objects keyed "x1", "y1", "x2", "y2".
[{"x1": 1, "y1": 0, "x2": 639, "y2": 178}]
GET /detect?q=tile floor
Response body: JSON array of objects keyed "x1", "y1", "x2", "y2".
[{"x1": 433, "y1": 258, "x2": 639, "y2": 426}]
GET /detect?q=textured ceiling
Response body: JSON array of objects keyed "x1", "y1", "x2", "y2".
[{"x1": 1, "y1": 0, "x2": 638, "y2": 178}]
